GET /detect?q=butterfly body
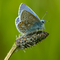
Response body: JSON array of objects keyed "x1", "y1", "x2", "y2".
[
  {"x1": 25, "y1": 22, "x2": 44, "y2": 33},
  {"x1": 15, "y1": 3, "x2": 45, "y2": 34}
]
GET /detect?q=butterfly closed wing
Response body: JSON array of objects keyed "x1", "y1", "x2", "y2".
[
  {"x1": 17, "y1": 10, "x2": 41, "y2": 34},
  {"x1": 15, "y1": 3, "x2": 45, "y2": 34}
]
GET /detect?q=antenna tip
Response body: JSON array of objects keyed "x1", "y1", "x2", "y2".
[{"x1": 46, "y1": 21, "x2": 50, "y2": 22}]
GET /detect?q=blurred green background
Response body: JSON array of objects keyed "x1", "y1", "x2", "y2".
[{"x1": 0, "y1": 0, "x2": 60, "y2": 60}]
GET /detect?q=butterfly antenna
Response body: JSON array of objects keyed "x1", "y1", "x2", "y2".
[{"x1": 42, "y1": 11, "x2": 47, "y2": 20}]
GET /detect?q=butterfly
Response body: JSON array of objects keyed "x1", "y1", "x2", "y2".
[{"x1": 15, "y1": 3, "x2": 45, "y2": 34}]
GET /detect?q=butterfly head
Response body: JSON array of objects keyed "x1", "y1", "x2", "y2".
[{"x1": 40, "y1": 20, "x2": 45, "y2": 24}]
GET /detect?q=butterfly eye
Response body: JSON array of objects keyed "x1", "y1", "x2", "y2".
[{"x1": 42, "y1": 21, "x2": 44, "y2": 23}]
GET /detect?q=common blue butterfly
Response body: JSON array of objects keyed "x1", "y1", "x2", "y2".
[{"x1": 15, "y1": 3, "x2": 45, "y2": 34}]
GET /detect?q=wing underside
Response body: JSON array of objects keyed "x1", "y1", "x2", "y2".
[{"x1": 17, "y1": 10, "x2": 40, "y2": 34}]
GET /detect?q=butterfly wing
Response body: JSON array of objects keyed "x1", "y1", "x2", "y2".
[
  {"x1": 17, "y1": 10, "x2": 40, "y2": 34},
  {"x1": 15, "y1": 16, "x2": 21, "y2": 27},
  {"x1": 18, "y1": 3, "x2": 40, "y2": 20}
]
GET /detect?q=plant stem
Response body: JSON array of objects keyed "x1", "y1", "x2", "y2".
[{"x1": 4, "y1": 43, "x2": 17, "y2": 60}]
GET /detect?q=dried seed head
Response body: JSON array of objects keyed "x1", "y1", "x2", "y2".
[{"x1": 15, "y1": 31, "x2": 49, "y2": 50}]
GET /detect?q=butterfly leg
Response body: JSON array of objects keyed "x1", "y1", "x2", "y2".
[
  {"x1": 41, "y1": 29, "x2": 44, "y2": 34},
  {"x1": 44, "y1": 25, "x2": 46, "y2": 32}
]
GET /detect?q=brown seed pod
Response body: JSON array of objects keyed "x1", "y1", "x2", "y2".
[{"x1": 15, "y1": 31, "x2": 49, "y2": 50}]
